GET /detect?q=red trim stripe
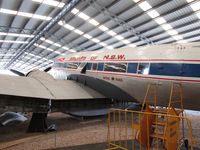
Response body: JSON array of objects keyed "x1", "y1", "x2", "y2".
[
  {"x1": 87, "y1": 71, "x2": 200, "y2": 83},
  {"x1": 63, "y1": 59, "x2": 200, "y2": 62}
]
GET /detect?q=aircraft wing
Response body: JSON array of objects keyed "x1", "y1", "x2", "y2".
[
  {"x1": 0, "y1": 71, "x2": 104, "y2": 100},
  {"x1": 0, "y1": 70, "x2": 106, "y2": 112}
]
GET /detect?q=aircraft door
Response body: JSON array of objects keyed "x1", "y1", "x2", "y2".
[{"x1": 77, "y1": 62, "x2": 87, "y2": 74}]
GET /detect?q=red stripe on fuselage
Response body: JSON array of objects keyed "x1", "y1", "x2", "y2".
[
  {"x1": 85, "y1": 71, "x2": 200, "y2": 83},
  {"x1": 63, "y1": 59, "x2": 200, "y2": 62}
]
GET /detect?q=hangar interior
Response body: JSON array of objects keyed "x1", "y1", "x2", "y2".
[
  {"x1": 0, "y1": 0, "x2": 199, "y2": 72},
  {"x1": 0, "y1": 0, "x2": 200, "y2": 150}
]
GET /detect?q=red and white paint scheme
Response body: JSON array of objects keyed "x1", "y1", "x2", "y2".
[{"x1": 52, "y1": 42, "x2": 200, "y2": 110}]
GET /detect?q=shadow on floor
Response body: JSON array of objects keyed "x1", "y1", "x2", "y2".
[{"x1": 48, "y1": 140, "x2": 199, "y2": 150}]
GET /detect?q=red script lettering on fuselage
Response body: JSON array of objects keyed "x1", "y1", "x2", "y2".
[{"x1": 69, "y1": 56, "x2": 86, "y2": 61}]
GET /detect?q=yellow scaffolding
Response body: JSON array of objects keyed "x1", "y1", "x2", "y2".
[
  {"x1": 106, "y1": 82, "x2": 196, "y2": 150},
  {"x1": 106, "y1": 109, "x2": 196, "y2": 150}
]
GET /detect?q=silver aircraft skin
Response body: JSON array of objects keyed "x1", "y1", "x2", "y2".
[{"x1": 53, "y1": 42, "x2": 200, "y2": 110}]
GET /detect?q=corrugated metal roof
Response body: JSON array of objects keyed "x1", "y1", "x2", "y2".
[{"x1": 0, "y1": 0, "x2": 199, "y2": 72}]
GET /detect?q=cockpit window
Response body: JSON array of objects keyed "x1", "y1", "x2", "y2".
[
  {"x1": 53, "y1": 62, "x2": 64, "y2": 68},
  {"x1": 67, "y1": 62, "x2": 80, "y2": 69}
]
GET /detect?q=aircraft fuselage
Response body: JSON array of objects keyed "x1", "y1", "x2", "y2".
[{"x1": 52, "y1": 42, "x2": 200, "y2": 110}]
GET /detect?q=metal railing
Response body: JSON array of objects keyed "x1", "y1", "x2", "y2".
[{"x1": 106, "y1": 108, "x2": 196, "y2": 150}]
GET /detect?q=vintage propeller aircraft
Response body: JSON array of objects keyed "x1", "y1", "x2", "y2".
[{"x1": 0, "y1": 42, "x2": 200, "y2": 131}]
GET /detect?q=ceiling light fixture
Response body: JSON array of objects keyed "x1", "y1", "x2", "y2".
[
  {"x1": 147, "y1": 10, "x2": 160, "y2": 18},
  {"x1": 139, "y1": 1, "x2": 152, "y2": 11}
]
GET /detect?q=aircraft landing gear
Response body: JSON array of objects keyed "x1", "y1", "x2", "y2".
[{"x1": 27, "y1": 113, "x2": 47, "y2": 132}]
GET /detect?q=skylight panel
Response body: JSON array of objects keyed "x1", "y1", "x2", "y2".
[
  {"x1": 40, "y1": 38, "x2": 62, "y2": 48},
  {"x1": 190, "y1": 1, "x2": 200, "y2": 11},
  {"x1": 69, "y1": 49, "x2": 77, "y2": 53},
  {"x1": 38, "y1": 45, "x2": 46, "y2": 49},
  {"x1": 43, "y1": 57, "x2": 48, "y2": 61},
  {"x1": 196, "y1": 11, "x2": 200, "y2": 19},
  {"x1": 46, "y1": 48, "x2": 54, "y2": 51},
  {"x1": 78, "y1": 12, "x2": 90, "y2": 20},
  {"x1": 55, "y1": 51, "x2": 61, "y2": 54},
  {"x1": 0, "y1": 8, "x2": 52, "y2": 20},
  {"x1": 99, "y1": 42, "x2": 107, "y2": 46},
  {"x1": 42, "y1": 39, "x2": 53, "y2": 44},
  {"x1": 0, "y1": 32, "x2": 7, "y2": 36},
  {"x1": 0, "y1": 32, "x2": 34, "y2": 38},
  {"x1": 139, "y1": 1, "x2": 152, "y2": 11},
  {"x1": 147, "y1": 10, "x2": 160, "y2": 18},
  {"x1": 0, "y1": 8, "x2": 17, "y2": 15},
  {"x1": 58, "y1": 21, "x2": 64, "y2": 26},
  {"x1": 107, "y1": 30, "x2": 117, "y2": 36},
  {"x1": 177, "y1": 40, "x2": 187, "y2": 43},
  {"x1": 54, "y1": 43, "x2": 61, "y2": 47},
  {"x1": 58, "y1": 3, "x2": 65, "y2": 8},
  {"x1": 74, "y1": 29, "x2": 84, "y2": 35},
  {"x1": 0, "y1": 54, "x2": 15, "y2": 56},
  {"x1": 32, "y1": 0, "x2": 65, "y2": 8},
  {"x1": 64, "y1": 24, "x2": 75, "y2": 30},
  {"x1": 83, "y1": 34, "x2": 92, "y2": 39},
  {"x1": 98, "y1": 25, "x2": 109, "y2": 31},
  {"x1": 43, "y1": 0, "x2": 60, "y2": 7},
  {"x1": 92, "y1": 38, "x2": 100, "y2": 43},
  {"x1": 115, "y1": 35, "x2": 124, "y2": 40},
  {"x1": 25, "y1": 52, "x2": 35, "y2": 57},
  {"x1": 62, "y1": 46, "x2": 69, "y2": 50},
  {"x1": 32, "y1": 14, "x2": 47, "y2": 20},
  {"x1": 161, "y1": 24, "x2": 172, "y2": 30},
  {"x1": 71, "y1": 8, "x2": 79, "y2": 14},
  {"x1": 186, "y1": 0, "x2": 194, "y2": 2},
  {"x1": 18, "y1": 12, "x2": 33, "y2": 17},
  {"x1": 88, "y1": 19, "x2": 100, "y2": 26},
  {"x1": 128, "y1": 43, "x2": 137, "y2": 47},
  {"x1": 167, "y1": 29, "x2": 178, "y2": 36},
  {"x1": 0, "y1": 40, "x2": 28, "y2": 44},
  {"x1": 133, "y1": 0, "x2": 141, "y2": 2},
  {"x1": 154, "y1": 17, "x2": 166, "y2": 24},
  {"x1": 172, "y1": 35, "x2": 183, "y2": 40},
  {"x1": 122, "y1": 40, "x2": 131, "y2": 44},
  {"x1": 106, "y1": 46, "x2": 114, "y2": 50},
  {"x1": 35, "y1": 43, "x2": 63, "y2": 54}
]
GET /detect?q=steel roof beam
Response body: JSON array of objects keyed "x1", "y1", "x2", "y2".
[
  {"x1": 86, "y1": 0, "x2": 154, "y2": 45},
  {"x1": 5, "y1": 0, "x2": 81, "y2": 69}
]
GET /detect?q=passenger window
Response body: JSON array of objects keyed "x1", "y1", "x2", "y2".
[
  {"x1": 86, "y1": 63, "x2": 92, "y2": 70},
  {"x1": 150, "y1": 63, "x2": 182, "y2": 76},
  {"x1": 92, "y1": 63, "x2": 97, "y2": 70},
  {"x1": 137, "y1": 63, "x2": 150, "y2": 75},
  {"x1": 97, "y1": 63, "x2": 104, "y2": 71},
  {"x1": 104, "y1": 63, "x2": 127, "y2": 73},
  {"x1": 127, "y1": 63, "x2": 138, "y2": 73}
]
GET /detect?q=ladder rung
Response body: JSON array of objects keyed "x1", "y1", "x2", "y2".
[
  {"x1": 171, "y1": 100, "x2": 181, "y2": 103},
  {"x1": 152, "y1": 121, "x2": 166, "y2": 126},
  {"x1": 150, "y1": 133, "x2": 165, "y2": 140},
  {"x1": 153, "y1": 109, "x2": 167, "y2": 114}
]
